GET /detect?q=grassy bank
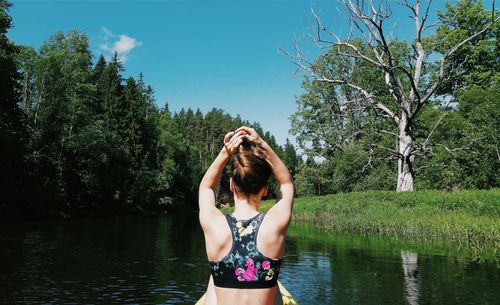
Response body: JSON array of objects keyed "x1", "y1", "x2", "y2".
[{"x1": 227, "y1": 189, "x2": 500, "y2": 261}]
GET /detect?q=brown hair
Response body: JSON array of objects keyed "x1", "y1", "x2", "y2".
[{"x1": 231, "y1": 139, "x2": 271, "y2": 196}]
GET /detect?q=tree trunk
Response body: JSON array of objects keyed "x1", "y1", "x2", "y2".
[
  {"x1": 22, "y1": 73, "x2": 32, "y2": 113},
  {"x1": 397, "y1": 119, "x2": 415, "y2": 192}
]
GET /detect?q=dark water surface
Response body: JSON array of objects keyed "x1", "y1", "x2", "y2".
[{"x1": 0, "y1": 214, "x2": 498, "y2": 304}]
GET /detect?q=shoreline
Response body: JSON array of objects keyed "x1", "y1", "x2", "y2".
[{"x1": 227, "y1": 188, "x2": 500, "y2": 262}]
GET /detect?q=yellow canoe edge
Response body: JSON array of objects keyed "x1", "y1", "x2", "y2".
[
  {"x1": 194, "y1": 281, "x2": 298, "y2": 305},
  {"x1": 278, "y1": 281, "x2": 298, "y2": 305},
  {"x1": 194, "y1": 293, "x2": 205, "y2": 305}
]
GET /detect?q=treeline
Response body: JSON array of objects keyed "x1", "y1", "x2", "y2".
[
  {"x1": 290, "y1": 0, "x2": 499, "y2": 195},
  {"x1": 0, "y1": 1, "x2": 298, "y2": 219}
]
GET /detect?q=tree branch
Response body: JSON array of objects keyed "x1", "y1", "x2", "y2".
[
  {"x1": 424, "y1": 111, "x2": 447, "y2": 146},
  {"x1": 435, "y1": 136, "x2": 486, "y2": 155},
  {"x1": 311, "y1": 7, "x2": 382, "y2": 68},
  {"x1": 369, "y1": 143, "x2": 401, "y2": 156},
  {"x1": 373, "y1": 127, "x2": 400, "y2": 138},
  {"x1": 317, "y1": 77, "x2": 400, "y2": 125},
  {"x1": 420, "y1": 17, "x2": 499, "y2": 105}
]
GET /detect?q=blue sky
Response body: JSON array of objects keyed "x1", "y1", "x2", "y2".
[{"x1": 7, "y1": 0, "x2": 477, "y2": 145}]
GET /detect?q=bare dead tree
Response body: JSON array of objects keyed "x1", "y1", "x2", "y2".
[{"x1": 281, "y1": 0, "x2": 498, "y2": 191}]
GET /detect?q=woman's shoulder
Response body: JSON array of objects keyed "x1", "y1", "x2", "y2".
[{"x1": 200, "y1": 212, "x2": 230, "y2": 235}]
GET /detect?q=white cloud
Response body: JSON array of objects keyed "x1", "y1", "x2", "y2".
[
  {"x1": 99, "y1": 27, "x2": 142, "y2": 63},
  {"x1": 101, "y1": 27, "x2": 114, "y2": 40},
  {"x1": 115, "y1": 35, "x2": 140, "y2": 53}
]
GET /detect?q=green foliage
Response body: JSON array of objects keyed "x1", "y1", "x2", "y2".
[
  {"x1": 166, "y1": 107, "x2": 294, "y2": 208},
  {"x1": 0, "y1": 0, "x2": 29, "y2": 212},
  {"x1": 0, "y1": 18, "x2": 296, "y2": 218},
  {"x1": 291, "y1": 0, "x2": 499, "y2": 194},
  {"x1": 282, "y1": 138, "x2": 299, "y2": 177},
  {"x1": 432, "y1": 0, "x2": 499, "y2": 94},
  {"x1": 290, "y1": 37, "x2": 415, "y2": 194},
  {"x1": 294, "y1": 158, "x2": 333, "y2": 196},
  {"x1": 412, "y1": 86, "x2": 499, "y2": 190},
  {"x1": 294, "y1": 143, "x2": 395, "y2": 196},
  {"x1": 291, "y1": 189, "x2": 499, "y2": 262}
]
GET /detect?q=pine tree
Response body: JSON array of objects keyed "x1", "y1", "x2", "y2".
[
  {"x1": 283, "y1": 138, "x2": 299, "y2": 177},
  {"x1": 101, "y1": 52, "x2": 124, "y2": 131},
  {"x1": 90, "y1": 54, "x2": 107, "y2": 117},
  {"x1": 122, "y1": 77, "x2": 145, "y2": 163}
]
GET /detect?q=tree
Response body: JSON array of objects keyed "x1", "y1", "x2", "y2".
[
  {"x1": 27, "y1": 30, "x2": 96, "y2": 211},
  {"x1": 283, "y1": 0, "x2": 498, "y2": 191},
  {"x1": 102, "y1": 52, "x2": 124, "y2": 131},
  {"x1": 282, "y1": 138, "x2": 299, "y2": 177},
  {"x1": 16, "y1": 45, "x2": 38, "y2": 116},
  {"x1": 0, "y1": 0, "x2": 28, "y2": 211},
  {"x1": 433, "y1": 0, "x2": 499, "y2": 95},
  {"x1": 89, "y1": 54, "x2": 107, "y2": 117},
  {"x1": 412, "y1": 86, "x2": 500, "y2": 190},
  {"x1": 412, "y1": 0, "x2": 499, "y2": 190},
  {"x1": 121, "y1": 77, "x2": 145, "y2": 162}
]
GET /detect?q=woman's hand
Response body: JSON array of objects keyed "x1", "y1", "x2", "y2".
[
  {"x1": 236, "y1": 125, "x2": 294, "y2": 233},
  {"x1": 199, "y1": 131, "x2": 246, "y2": 220},
  {"x1": 235, "y1": 126, "x2": 264, "y2": 146},
  {"x1": 223, "y1": 130, "x2": 246, "y2": 155}
]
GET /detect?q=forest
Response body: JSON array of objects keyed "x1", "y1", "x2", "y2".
[
  {"x1": 0, "y1": 0, "x2": 298, "y2": 220},
  {"x1": 1, "y1": 0, "x2": 498, "y2": 221}
]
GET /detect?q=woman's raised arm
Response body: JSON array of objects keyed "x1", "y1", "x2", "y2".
[{"x1": 198, "y1": 131, "x2": 245, "y2": 227}]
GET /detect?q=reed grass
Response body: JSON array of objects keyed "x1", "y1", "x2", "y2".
[{"x1": 224, "y1": 188, "x2": 500, "y2": 262}]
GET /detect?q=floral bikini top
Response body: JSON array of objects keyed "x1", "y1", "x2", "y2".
[{"x1": 209, "y1": 212, "x2": 282, "y2": 289}]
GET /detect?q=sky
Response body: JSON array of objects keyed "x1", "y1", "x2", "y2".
[{"x1": 6, "y1": 0, "x2": 478, "y2": 145}]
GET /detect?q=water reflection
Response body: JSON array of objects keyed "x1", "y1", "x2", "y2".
[
  {"x1": 401, "y1": 251, "x2": 420, "y2": 305},
  {"x1": 0, "y1": 214, "x2": 498, "y2": 305}
]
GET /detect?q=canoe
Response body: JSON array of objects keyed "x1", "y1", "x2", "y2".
[{"x1": 195, "y1": 281, "x2": 298, "y2": 305}]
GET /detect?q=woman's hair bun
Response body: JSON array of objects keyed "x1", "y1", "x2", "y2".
[{"x1": 231, "y1": 138, "x2": 271, "y2": 196}]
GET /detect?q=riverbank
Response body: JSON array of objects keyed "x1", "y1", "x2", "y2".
[{"x1": 234, "y1": 189, "x2": 500, "y2": 262}]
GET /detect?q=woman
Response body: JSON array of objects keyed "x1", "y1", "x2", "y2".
[{"x1": 198, "y1": 126, "x2": 294, "y2": 305}]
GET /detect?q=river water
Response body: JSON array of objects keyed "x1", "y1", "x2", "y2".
[{"x1": 0, "y1": 214, "x2": 498, "y2": 304}]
